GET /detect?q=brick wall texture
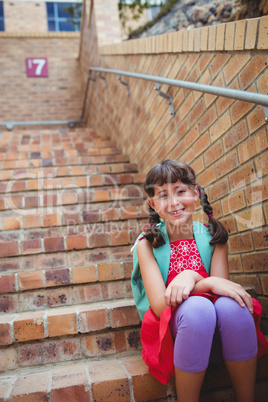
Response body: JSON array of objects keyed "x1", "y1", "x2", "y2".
[
  {"x1": 80, "y1": 12, "x2": 268, "y2": 323},
  {"x1": 0, "y1": 35, "x2": 83, "y2": 122},
  {"x1": 94, "y1": 0, "x2": 122, "y2": 46},
  {"x1": 3, "y1": 1, "x2": 47, "y2": 32}
]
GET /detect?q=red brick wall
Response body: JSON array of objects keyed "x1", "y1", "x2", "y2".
[
  {"x1": 80, "y1": 14, "x2": 268, "y2": 324},
  {"x1": 0, "y1": 33, "x2": 83, "y2": 123}
]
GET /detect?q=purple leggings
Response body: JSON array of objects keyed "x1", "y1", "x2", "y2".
[{"x1": 170, "y1": 296, "x2": 258, "y2": 373}]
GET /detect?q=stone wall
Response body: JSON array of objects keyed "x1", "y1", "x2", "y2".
[
  {"x1": 130, "y1": 0, "x2": 268, "y2": 38},
  {"x1": 80, "y1": 11, "x2": 268, "y2": 326}
]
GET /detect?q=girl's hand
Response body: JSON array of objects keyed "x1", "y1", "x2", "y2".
[
  {"x1": 207, "y1": 276, "x2": 253, "y2": 313},
  {"x1": 165, "y1": 270, "x2": 202, "y2": 307}
]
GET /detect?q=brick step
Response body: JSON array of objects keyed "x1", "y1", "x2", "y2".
[
  {"x1": 1, "y1": 199, "x2": 146, "y2": 227},
  {"x1": 0, "y1": 138, "x2": 117, "y2": 153},
  {"x1": 0, "y1": 146, "x2": 122, "y2": 163},
  {"x1": 0, "y1": 243, "x2": 137, "y2": 314},
  {"x1": 0, "y1": 277, "x2": 134, "y2": 314},
  {"x1": 0, "y1": 354, "x2": 174, "y2": 401},
  {"x1": 0, "y1": 131, "x2": 113, "y2": 143},
  {"x1": 0, "y1": 128, "x2": 101, "y2": 144},
  {"x1": 0, "y1": 171, "x2": 143, "y2": 188},
  {"x1": 0, "y1": 182, "x2": 144, "y2": 203},
  {"x1": 0, "y1": 353, "x2": 267, "y2": 402},
  {"x1": 0, "y1": 161, "x2": 138, "y2": 178},
  {"x1": 0, "y1": 218, "x2": 145, "y2": 259},
  {"x1": 0, "y1": 257, "x2": 133, "y2": 298},
  {"x1": 0, "y1": 298, "x2": 140, "y2": 349},
  {"x1": 0, "y1": 184, "x2": 145, "y2": 212},
  {"x1": 0, "y1": 199, "x2": 146, "y2": 226},
  {"x1": 0, "y1": 172, "x2": 145, "y2": 195},
  {"x1": 0, "y1": 133, "x2": 112, "y2": 152},
  {"x1": 0, "y1": 153, "x2": 130, "y2": 170},
  {"x1": 0, "y1": 243, "x2": 133, "y2": 275},
  {"x1": 1, "y1": 328, "x2": 142, "y2": 374}
]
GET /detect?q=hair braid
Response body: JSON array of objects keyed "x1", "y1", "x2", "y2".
[
  {"x1": 198, "y1": 185, "x2": 228, "y2": 245},
  {"x1": 148, "y1": 205, "x2": 160, "y2": 225},
  {"x1": 143, "y1": 205, "x2": 165, "y2": 248}
]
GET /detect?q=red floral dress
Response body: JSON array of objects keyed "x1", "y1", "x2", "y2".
[{"x1": 166, "y1": 238, "x2": 209, "y2": 287}]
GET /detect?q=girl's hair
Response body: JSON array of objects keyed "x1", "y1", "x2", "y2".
[{"x1": 143, "y1": 159, "x2": 228, "y2": 248}]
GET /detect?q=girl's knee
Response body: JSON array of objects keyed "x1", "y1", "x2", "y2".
[
  {"x1": 214, "y1": 297, "x2": 257, "y2": 361},
  {"x1": 214, "y1": 296, "x2": 255, "y2": 331},
  {"x1": 173, "y1": 296, "x2": 216, "y2": 333}
]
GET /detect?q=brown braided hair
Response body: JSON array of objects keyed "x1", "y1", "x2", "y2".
[
  {"x1": 143, "y1": 160, "x2": 228, "y2": 248},
  {"x1": 197, "y1": 184, "x2": 228, "y2": 245}
]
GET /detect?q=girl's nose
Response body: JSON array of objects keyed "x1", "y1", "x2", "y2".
[{"x1": 169, "y1": 194, "x2": 182, "y2": 208}]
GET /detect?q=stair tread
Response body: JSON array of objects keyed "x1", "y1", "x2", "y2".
[
  {"x1": 0, "y1": 190, "x2": 145, "y2": 215},
  {"x1": 0, "y1": 140, "x2": 118, "y2": 151},
  {"x1": 0, "y1": 200, "x2": 145, "y2": 219},
  {"x1": 0, "y1": 297, "x2": 137, "y2": 320},
  {"x1": 0, "y1": 243, "x2": 134, "y2": 272},
  {"x1": 0, "y1": 217, "x2": 144, "y2": 238},
  {"x1": 0, "y1": 257, "x2": 135, "y2": 307},
  {"x1": 0, "y1": 173, "x2": 145, "y2": 193},
  {"x1": 0, "y1": 352, "x2": 267, "y2": 401},
  {"x1": 0, "y1": 154, "x2": 131, "y2": 170},
  {"x1": 0, "y1": 298, "x2": 140, "y2": 346},
  {"x1": 0, "y1": 147, "x2": 122, "y2": 161},
  {"x1": 0, "y1": 162, "x2": 138, "y2": 176},
  {"x1": 0, "y1": 352, "x2": 176, "y2": 402},
  {"x1": 0, "y1": 183, "x2": 144, "y2": 201},
  {"x1": 0, "y1": 224, "x2": 143, "y2": 258}
]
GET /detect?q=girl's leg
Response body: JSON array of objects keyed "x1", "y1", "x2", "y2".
[
  {"x1": 224, "y1": 357, "x2": 257, "y2": 402},
  {"x1": 214, "y1": 297, "x2": 258, "y2": 402},
  {"x1": 174, "y1": 367, "x2": 206, "y2": 402},
  {"x1": 170, "y1": 296, "x2": 217, "y2": 402}
]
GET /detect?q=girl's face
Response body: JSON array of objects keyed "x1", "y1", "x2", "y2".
[{"x1": 148, "y1": 180, "x2": 199, "y2": 229}]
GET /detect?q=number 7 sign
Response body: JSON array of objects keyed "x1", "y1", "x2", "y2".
[{"x1": 26, "y1": 58, "x2": 48, "y2": 77}]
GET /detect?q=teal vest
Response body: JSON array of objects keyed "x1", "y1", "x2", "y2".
[{"x1": 131, "y1": 220, "x2": 215, "y2": 320}]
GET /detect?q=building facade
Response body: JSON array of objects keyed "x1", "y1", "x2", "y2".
[{"x1": 0, "y1": 0, "x2": 82, "y2": 32}]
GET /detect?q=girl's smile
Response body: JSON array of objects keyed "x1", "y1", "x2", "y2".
[{"x1": 168, "y1": 208, "x2": 185, "y2": 217}]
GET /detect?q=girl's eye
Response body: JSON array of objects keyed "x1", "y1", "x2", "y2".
[
  {"x1": 177, "y1": 190, "x2": 185, "y2": 194},
  {"x1": 159, "y1": 194, "x2": 167, "y2": 198}
]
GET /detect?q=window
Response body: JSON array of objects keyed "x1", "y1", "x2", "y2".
[
  {"x1": 0, "y1": 1, "x2": 4, "y2": 31},
  {"x1": 46, "y1": 2, "x2": 82, "y2": 32}
]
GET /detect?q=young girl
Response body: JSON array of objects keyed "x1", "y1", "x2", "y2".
[{"x1": 131, "y1": 159, "x2": 268, "y2": 402}]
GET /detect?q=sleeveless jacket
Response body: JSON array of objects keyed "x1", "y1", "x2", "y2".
[{"x1": 131, "y1": 220, "x2": 215, "y2": 320}]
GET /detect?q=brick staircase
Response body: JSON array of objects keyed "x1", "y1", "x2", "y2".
[{"x1": 0, "y1": 128, "x2": 267, "y2": 402}]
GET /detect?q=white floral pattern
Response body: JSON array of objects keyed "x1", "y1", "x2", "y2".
[{"x1": 169, "y1": 239, "x2": 203, "y2": 275}]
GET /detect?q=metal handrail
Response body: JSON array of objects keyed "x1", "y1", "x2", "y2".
[
  {"x1": 85, "y1": 67, "x2": 268, "y2": 121},
  {"x1": 3, "y1": 67, "x2": 266, "y2": 131},
  {"x1": 0, "y1": 120, "x2": 84, "y2": 131}
]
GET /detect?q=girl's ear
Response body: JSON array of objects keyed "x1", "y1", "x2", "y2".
[
  {"x1": 147, "y1": 197, "x2": 155, "y2": 210},
  {"x1": 194, "y1": 185, "x2": 199, "y2": 201}
]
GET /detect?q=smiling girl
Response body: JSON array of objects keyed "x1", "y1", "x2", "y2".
[{"x1": 131, "y1": 160, "x2": 267, "y2": 402}]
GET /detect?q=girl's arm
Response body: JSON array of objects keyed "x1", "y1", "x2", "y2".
[
  {"x1": 192, "y1": 243, "x2": 253, "y2": 313},
  {"x1": 136, "y1": 238, "x2": 167, "y2": 317},
  {"x1": 137, "y1": 238, "x2": 203, "y2": 317},
  {"x1": 210, "y1": 242, "x2": 229, "y2": 279}
]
